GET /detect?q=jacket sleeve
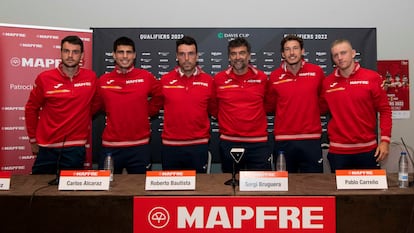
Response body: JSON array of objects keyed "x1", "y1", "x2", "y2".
[
  {"x1": 90, "y1": 79, "x2": 104, "y2": 115},
  {"x1": 148, "y1": 76, "x2": 163, "y2": 117},
  {"x1": 373, "y1": 74, "x2": 392, "y2": 143},
  {"x1": 207, "y1": 79, "x2": 218, "y2": 118},
  {"x1": 319, "y1": 79, "x2": 330, "y2": 115},
  {"x1": 264, "y1": 76, "x2": 276, "y2": 114},
  {"x1": 24, "y1": 77, "x2": 44, "y2": 143}
]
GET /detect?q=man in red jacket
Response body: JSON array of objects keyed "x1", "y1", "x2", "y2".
[
  {"x1": 93, "y1": 36, "x2": 163, "y2": 174},
  {"x1": 160, "y1": 36, "x2": 216, "y2": 173},
  {"x1": 266, "y1": 35, "x2": 324, "y2": 173},
  {"x1": 320, "y1": 39, "x2": 392, "y2": 171},
  {"x1": 25, "y1": 35, "x2": 97, "y2": 174},
  {"x1": 214, "y1": 37, "x2": 272, "y2": 173}
]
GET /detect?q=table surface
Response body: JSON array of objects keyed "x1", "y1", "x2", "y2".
[
  {"x1": 2, "y1": 173, "x2": 413, "y2": 197},
  {"x1": 2, "y1": 173, "x2": 414, "y2": 233}
]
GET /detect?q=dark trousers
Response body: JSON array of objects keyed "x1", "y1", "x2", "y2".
[
  {"x1": 162, "y1": 144, "x2": 209, "y2": 173},
  {"x1": 327, "y1": 149, "x2": 379, "y2": 172},
  {"x1": 274, "y1": 139, "x2": 323, "y2": 173},
  {"x1": 32, "y1": 146, "x2": 85, "y2": 174},
  {"x1": 219, "y1": 140, "x2": 272, "y2": 173},
  {"x1": 99, "y1": 145, "x2": 151, "y2": 174}
]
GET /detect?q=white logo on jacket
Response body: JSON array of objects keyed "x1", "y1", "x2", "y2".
[
  {"x1": 126, "y1": 79, "x2": 144, "y2": 84},
  {"x1": 193, "y1": 82, "x2": 208, "y2": 87},
  {"x1": 247, "y1": 79, "x2": 261, "y2": 83},
  {"x1": 298, "y1": 72, "x2": 316, "y2": 77},
  {"x1": 350, "y1": 80, "x2": 369, "y2": 85},
  {"x1": 74, "y1": 82, "x2": 92, "y2": 87}
]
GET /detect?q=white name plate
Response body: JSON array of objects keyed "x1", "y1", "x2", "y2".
[
  {"x1": 336, "y1": 169, "x2": 388, "y2": 190},
  {"x1": 58, "y1": 170, "x2": 111, "y2": 191},
  {"x1": 239, "y1": 171, "x2": 288, "y2": 191},
  {"x1": 0, "y1": 171, "x2": 11, "y2": 190},
  {"x1": 145, "y1": 170, "x2": 196, "y2": 190}
]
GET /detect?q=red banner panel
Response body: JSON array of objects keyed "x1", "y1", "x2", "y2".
[
  {"x1": 134, "y1": 196, "x2": 336, "y2": 233},
  {"x1": 0, "y1": 24, "x2": 92, "y2": 174},
  {"x1": 377, "y1": 60, "x2": 410, "y2": 119}
]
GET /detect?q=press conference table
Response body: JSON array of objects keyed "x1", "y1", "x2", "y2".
[{"x1": 1, "y1": 173, "x2": 413, "y2": 233}]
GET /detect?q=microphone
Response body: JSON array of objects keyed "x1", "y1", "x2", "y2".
[
  {"x1": 48, "y1": 136, "x2": 66, "y2": 185},
  {"x1": 400, "y1": 137, "x2": 414, "y2": 187},
  {"x1": 224, "y1": 148, "x2": 245, "y2": 187}
]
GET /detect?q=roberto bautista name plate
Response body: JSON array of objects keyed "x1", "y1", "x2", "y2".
[
  {"x1": 145, "y1": 170, "x2": 196, "y2": 190},
  {"x1": 239, "y1": 171, "x2": 288, "y2": 191},
  {"x1": 58, "y1": 170, "x2": 111, "y2": 191},
  {"x1": 336, "y1": 169, "x2": 388, "y2": 190}
]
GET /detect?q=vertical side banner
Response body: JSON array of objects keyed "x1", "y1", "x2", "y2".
[
  {"x1": 0, "y1": 24, "x2": 93, "y2": 174},
  {"x1": 377, "y1": 60, "x2": 410, "y2": 119}
]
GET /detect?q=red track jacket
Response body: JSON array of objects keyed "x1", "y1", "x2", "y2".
[
  {"x1": 320, "y1": 63, "x2": 392, "y2": 154},
  {"x1": 25, "y1": 65, "x2": 97, "y2": 147}
]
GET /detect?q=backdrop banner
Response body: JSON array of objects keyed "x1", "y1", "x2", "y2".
[
  {"x1": 0, "y1": 23, "x2": 93, "y2": 174},
  {"x1": 377, "y1": 60, "x2": 410, "y2": 119},
  {"x1": 92, "y1": 28, "x2": 377, "y2": 164}
]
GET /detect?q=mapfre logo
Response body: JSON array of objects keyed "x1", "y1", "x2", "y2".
[
  {"x1": 10, "y1": 57, "x2": 60, "y2": 68},
  {"x1": 176, "y1": 205, "x2": 324, "y2": 229},
  {"x1": 148, "y1": 207, "x2": 170, "y2": 229},
  {"x1": 135, "y1": 197, "x2": 336, "y2": 233}
]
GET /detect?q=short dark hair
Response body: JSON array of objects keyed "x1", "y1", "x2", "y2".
[
  {"x1": 228, "y1": 37, "x2": 251, "y2": 54},
  {"x1": 280, "y1": 34, "x2": 303, "y2": 53},
  {"x1": 176, "y1": 36, "x2": 198, "y2": 52},
  {"x1": 113, "y1": 36, "x2": 135, "y2": 52},
  {"x1": 61, "y1": 35, "x2": 84, "y2": 53}
]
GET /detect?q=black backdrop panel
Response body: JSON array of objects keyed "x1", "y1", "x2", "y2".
[{"x1": 92, "y1": 28, "x2": 376, "y2": 164}]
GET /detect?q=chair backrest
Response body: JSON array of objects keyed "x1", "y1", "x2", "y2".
[{"x1": 380, "y1": 141, "x2": 414, "y2": 173}]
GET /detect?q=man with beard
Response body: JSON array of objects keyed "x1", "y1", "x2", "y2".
[
  {"x1": 266, "y1": 35, "x2": 325, "y2": 173},
  {"x1": 25, "y1": 35, "x2": 97, "y2": 174},
  {"x1": 92, "y1": 36, "x2": 163, "y2": 174},
  {"x1": 160, "y1": 36, "x2": 216, "y2": 173},
  {"x1": 320, "y1": 39, "x2": 391, "y2": 171},
  {"x1": 214, "y1": 37, "x2": 272, "y2": 174}
]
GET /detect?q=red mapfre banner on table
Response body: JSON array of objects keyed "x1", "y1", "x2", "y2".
[
  {"x1": 134, "y1": 196, "x2": 336, "y2": 233},
  {"x1": 0, "y1": 23, "x2": 93, "y2": 174}
]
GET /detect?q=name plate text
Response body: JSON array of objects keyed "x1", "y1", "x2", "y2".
[
  {"x1": 145, "y1": 170, "x2": 196, "y2": 190},
  {"x1": 58, "y1": 170, "x2": 111, "y2": 191},
  {"x1": 336, "y1": 169, "x2": 388, "y2": 189},
  {"x1": 240, "y1": 171, "x2": 288, "y2": 191}
]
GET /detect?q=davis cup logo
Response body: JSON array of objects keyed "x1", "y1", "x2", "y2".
[{"x1": 148, "y1": 207, "x2": 170, "y2": 229}]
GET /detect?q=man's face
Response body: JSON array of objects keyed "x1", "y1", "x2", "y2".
[
  {"x1": 229, "y1": 45, "x2": 250, "y2": 73},
  {"x1": 113, "y1": 45, "x2": 136, "y2": 69},
  {"x1": 282, "y1": 40, "x2": 303, "y2": 66},
  {"x1": 176, "y1": 44, "x2": 198, "y2": 74},
  {"x1": 331, "y1": 42, "x2": 356, "y2": 71},
  {"x1": 60, "y1": 42, "x2": 83, "y2": 68}
]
